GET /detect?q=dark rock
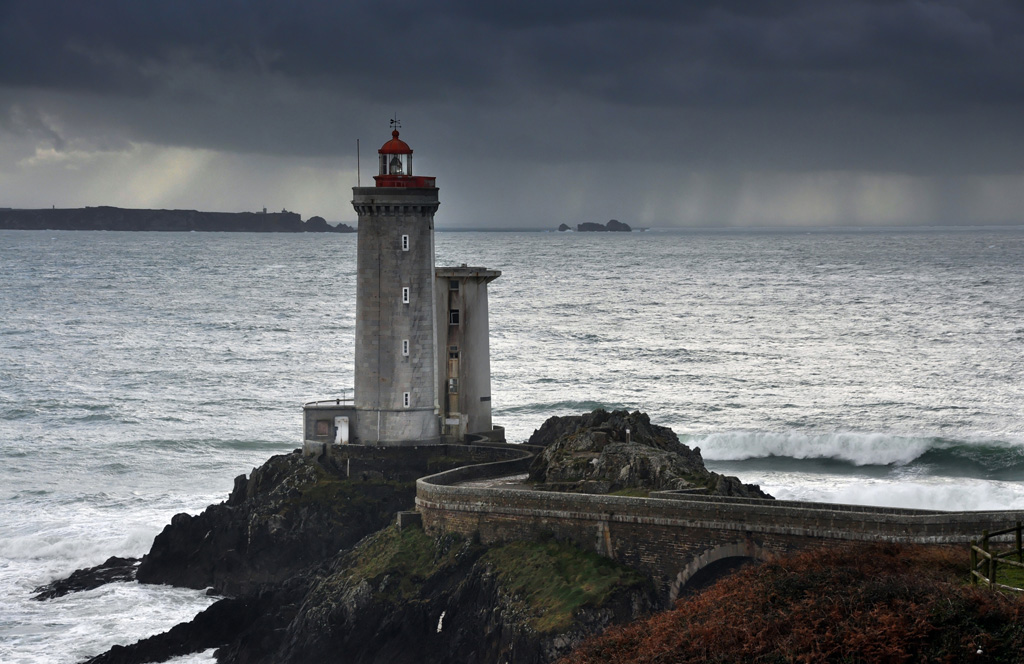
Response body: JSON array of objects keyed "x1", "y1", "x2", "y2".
[
  {"x1": 32, "y1": 556, "x2": 140, "y2": 600},
  {"x1": 81, "y1": 594, "x2": 272, "y2": 664},
  {"x1": 526, "y1": 410, "x2": 771, "y2": 499},
  {"x1": 135, "y1": 452, "x2": 417, "y2": 596},
  {"x1": 557, "y1": 223, "x2": 571, "y2": 232},
  {"x1": 221, "y1": 527, "x2": 656, "y2": 664},
  {"x1": 305, "y1": 215, "x2": 356, "y2": 233},
  {"x1": 575, "y1": 220, "x2": 632, "y2": 232}
]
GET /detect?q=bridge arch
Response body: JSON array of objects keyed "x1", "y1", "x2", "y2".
[{"x1": 669, "y1": 539, "x2": 767, "y2": 603}]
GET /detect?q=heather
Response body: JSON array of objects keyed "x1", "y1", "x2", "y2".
[{"x1": 563, "y1": 543, "x2": 1024, "y2": 663}]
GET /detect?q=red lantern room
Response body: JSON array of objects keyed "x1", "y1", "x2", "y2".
[{"x1": 374, "y1": 128, "x2": 436, "y2": 188}]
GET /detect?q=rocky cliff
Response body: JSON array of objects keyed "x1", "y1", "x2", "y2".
[
  {"x1": 0, "y1": 206, "x2": 355, "y2": 232},
  {"x1": 44, "y1": 410, "x2": 770, "y2": 663},
  {"x1": 66, "y1": 448, "x2": 656, "y2": 664}
]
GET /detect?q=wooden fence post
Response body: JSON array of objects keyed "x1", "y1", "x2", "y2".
[
  {"x1": 1017, "y1": 522, "x2": 1022, "y2": 564},
  {"x1": 970, "y1": 543, "x2": 978, "y2": 586},
  {"x1": 983, "y1": 530, "x2": 991, "y2": 587}
]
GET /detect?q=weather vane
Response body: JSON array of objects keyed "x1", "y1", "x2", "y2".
[{"x1": 390, "y1": 116, "x2": 401, "y2": 131}]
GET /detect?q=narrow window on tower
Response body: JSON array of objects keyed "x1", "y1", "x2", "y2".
[
  {"x1": 402, "y1": 287, "x2": 410, "y2": 304},
  {"x1": 403, "y1": 392, "x2": 411, "y2": 408},
  {"x1": 449, "y1": 309, "x2": 460, "y2": 325},
  {"x1": 401, "y1": 235, "x2": 409, "y2": 251},
  {"x1": 402, "y1": 339, "x2": 409, "y2": 357}
]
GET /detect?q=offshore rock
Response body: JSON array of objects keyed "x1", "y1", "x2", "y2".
[
  {"x1": 576, "y1": 220, "x2": 632, "y2": 232},
  {"x1": 558, "y1": 223, "x2": 571, "y2": 232},
  {"x1": 526, "y1": 409, "x2": 771, "y2": 499},
  {"x1": 32, "y1": 556, "x2": 139, "y2": 600},
  {"x1": 136, "y1": 452, "x2": 415, "y2": 596}
]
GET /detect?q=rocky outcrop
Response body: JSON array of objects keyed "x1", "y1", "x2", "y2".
[
  {"x1": 576, "y1": 220, "x2": 631, "y2": 232},
  {"x1": 32, "y1": 556, "x2": 140, "y2": 600},
  {"x1": 82, "y1": 594, "x2": 275, "y2": 664},
  {"x1": 0, "y1": 207, "x2": 355, "y2": 232},
  {"x1": 527, "y1": 410, "x2": 771, "y2": 499},
  {"x1": 136, "y1": 452, "x2": 415, "y2": 596},
  {"x1": 55, "y1": 418, "x2": 766, "y2": 664},
  {"x1": 558, "y1": 223, "x2": 571, "y2": 232}
]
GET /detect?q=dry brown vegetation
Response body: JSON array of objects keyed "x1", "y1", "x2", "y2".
[{"x1": 562, "y1": 543, "x2": 1024, "y2": 664}]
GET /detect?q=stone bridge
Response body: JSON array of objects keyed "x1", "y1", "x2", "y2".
[{"x1": 415, "y1": 448, "x2": 1024, "y2": 603}]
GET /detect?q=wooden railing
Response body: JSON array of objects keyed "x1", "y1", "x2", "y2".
[{"x1": 970, "y1": 522, "x2": 1024, "y2": 593}]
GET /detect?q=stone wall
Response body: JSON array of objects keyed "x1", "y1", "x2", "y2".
[
  {"x1": 416, "y1": 460, "x2": 1024, "y2": 603},
  {"x1": 329, "y1": 443, "x2": 532, "y2": 483}
]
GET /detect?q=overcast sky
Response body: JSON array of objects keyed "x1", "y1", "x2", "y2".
[{"x1": 1, "y1": 0, "x2": 1023, "y2": 229}]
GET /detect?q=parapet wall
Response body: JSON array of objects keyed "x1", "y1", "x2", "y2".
[
  {"x1": 328, "y1": 443, "x2": 531, "y2": 483},
  {"x1": 416, "y1": 456, "x2": 1024, "y2": 602}
]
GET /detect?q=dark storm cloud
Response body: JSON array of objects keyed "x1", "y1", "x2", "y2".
[
  {"x1": 1, "y1": 0, "x2": 1023, "y2": 226},
  {"x1": 4, "y1": 1, "x2": 1022, "y2": 108}
]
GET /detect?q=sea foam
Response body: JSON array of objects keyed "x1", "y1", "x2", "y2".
[{"x1": 690, "y1": 431, "x2": 935, "y2": 466}]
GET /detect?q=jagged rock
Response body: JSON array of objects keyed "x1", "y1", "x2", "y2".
[
  {"x1": 135, "y1": 452, "x2": 417, "y2": 596},
  {"x1": 31, "y1": 556, "x2": 140, "y2": 600},
  {"x1": 557, "y1": 223, "x2": 571, "y2": 232},
  {"x1": 576, "y1": 222, "x2": 607, "y2": 232},
  {"x1": 527, "y1": 410, "x2": 771, "y2": 499},
  {"x1": 605, "y1": 219, "x2": 631, "y2": 232},
  {"x1": 81, "y1": 594, "x2": 272, "y2": 664}
]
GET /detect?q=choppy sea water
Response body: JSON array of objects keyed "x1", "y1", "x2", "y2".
[{"x1": 2, "y1": 227, "x2": 1023, "y2": 662}]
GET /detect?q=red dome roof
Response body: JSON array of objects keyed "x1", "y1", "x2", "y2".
[{"x1": 379, "y1": 130, "x2": 412, "y2": 155}]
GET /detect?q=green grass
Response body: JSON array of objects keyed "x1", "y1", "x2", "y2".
[
  {"x1": 609, "y1": 488, "x2": 649, "y2": 498},
  {"x1": 995, "y1": 557, "x2": 1024, "y2": 590},
  {"x1": 345, "y1": 525, "x2": 470, "y2": 600},
  {"x1": 483, "y1": 539, "x2": 647, "y2": 633}
]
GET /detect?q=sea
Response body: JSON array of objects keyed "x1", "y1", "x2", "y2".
[{"x1": 2, "y1": 227, "x2": 1023, "y2": 663}]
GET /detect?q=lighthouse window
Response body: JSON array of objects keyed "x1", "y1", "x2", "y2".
[
  {"x1": 401, "y1": 235, "x2": 409, "y2": 251},
  {"x1": 448, "y1": 378, "x2": 458, "y2": 394},
  {"x1": 449, "y1": 280, "x2": 459, "y2": 291},
  {"x1": 403, "y1": 392, "x2": 410, "y2": 408},
  {"x1": 402, "y1": 339, "x2": 409, "y2": 357},
  {"x1": 402, "y1": 287, "x2": 410, "y2": 304},
  {"x1": 449, "y1": 309, "x2": 460, "y2": 325}
]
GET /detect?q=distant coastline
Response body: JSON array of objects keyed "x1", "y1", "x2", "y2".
[{"x1": 0, "y1": 206, "x2": 355, "y2": 233}]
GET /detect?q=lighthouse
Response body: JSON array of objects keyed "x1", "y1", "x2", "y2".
[
  {"x1": 302, "y1": 122, "x2": 502, "y2": 450},
  {"x1": 350, "y1": 125, "x2": 441, "y2": 445}
]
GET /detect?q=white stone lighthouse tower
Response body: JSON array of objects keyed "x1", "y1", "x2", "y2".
[{"x1": 351, "y1": 124, "x2": 440, "y2": 445}]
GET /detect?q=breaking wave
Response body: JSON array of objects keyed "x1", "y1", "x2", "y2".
[{"x1": 688, "y1": 431, "x2": 1024, "y2": 478}]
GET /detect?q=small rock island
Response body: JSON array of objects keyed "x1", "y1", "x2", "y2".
[
  {"x1": 577, "y1": 219, "x2": 632, "y2": 232},
  {"x1": 557, "y1": 220, "x2": 632, "y2": 232}
]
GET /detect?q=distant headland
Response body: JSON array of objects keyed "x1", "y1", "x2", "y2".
[
  {"x1": 0, "y1": 206, "x2": 355, "y2": 233},
  {"x1": 558, "y1": 219, "x2": 632, "y2": 232}
]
